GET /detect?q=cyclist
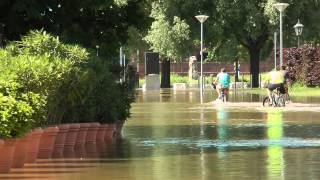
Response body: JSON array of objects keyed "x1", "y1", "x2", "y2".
[
  {"x1": 265, "y1": 66, "x2": 286, "y2": 105},
  {"x1": 214, "y1": 68, "x2": 230, "y2": 101}
]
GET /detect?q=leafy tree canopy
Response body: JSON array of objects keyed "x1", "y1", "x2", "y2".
[
  {"x1": 144, "y1": 2, "x2": 191, "y2": 61},
  {"x1": 149, "y1": 0, "x2": 320, "y2": 87},
  {"x1": 0, "y1": 0, "x2": 151, "y2": 57}
]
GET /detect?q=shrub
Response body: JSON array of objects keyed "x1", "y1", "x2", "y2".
[
  {"x1": 0, "y1": 94, "x2": 33, "y2": 138},
  {"x1": 0, "y1": 80, "x2": 46, "y2": 138},
  {"x1": 0, "y1": 29, "x2": 135, "y2": 132},
  {"x1": 170, "y1": 74, "x2": 189, "y2": 84},
  {"x1": 6, "y1": 30, "x2": 88, "y2": 63},
  {"x1": 56, "y1": 57, "x2": 135, "y2": 124},
  {"x1": 284, "y1": 45, "x2": 320, "y2": 87}
]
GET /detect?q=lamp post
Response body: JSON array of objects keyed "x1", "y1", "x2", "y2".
[
  {"x1": 195, "y1": 15, "x2": 209, "y2": 104},
  {"x1": 273, "y1": 3, "x2": 289, "y2": 67},
  {"x1": 120, "y1": 46, "x2": 123, "y2": 83},
  {"x1": 95, "y1": 45, "x2": 99, "y2": 57},
  {"x1": 293, "y1": 19, "x2": 304, "y2": 47},
  {"x1": 274, "y1": 32, "x2": 277, "y2": 69}
]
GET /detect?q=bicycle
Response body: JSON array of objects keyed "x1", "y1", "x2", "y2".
[{"x1": 262, "y1": 87, "x2": 285, "y2": 107}]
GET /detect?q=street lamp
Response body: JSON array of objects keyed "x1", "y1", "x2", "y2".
[
  {"x1": 95, "y1": 45, "x2": 99, "y2": 57},
  {"x1": 293, "y1": 19, "x2": 304, "y2": 47},
  {"x1": 274, "y1": 32, "x2": 277, "y2": 69},
  {"x1": 273, "y1": 3, "x2": 289, "y2": 67},
  {"x1": 195, "y1": 15, "x2": 209, "y2": 104}
]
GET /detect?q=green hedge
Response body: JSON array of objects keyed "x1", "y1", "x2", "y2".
[{"x1": 0, "y1": 30, "x2": 134, "y2": 138}]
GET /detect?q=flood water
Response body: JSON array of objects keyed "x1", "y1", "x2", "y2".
[{"x1": 3, "y1": 89, "x2": 320, "y2": 180}]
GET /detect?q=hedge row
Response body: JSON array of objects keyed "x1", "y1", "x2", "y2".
[
  {"x1": 0, "y1": 30, "x2": 135, "y2": 138},
  {"x1": 283, "y1": 44, "x2": 320, "y2": 87}
]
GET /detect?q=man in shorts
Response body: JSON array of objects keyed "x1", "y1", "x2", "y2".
[
  {"x1": 266, "y1": 66, "x2": 285, "y2": 104},
  {"x1": 214, "y1": 68, "x2": 230, "y2": 101}
]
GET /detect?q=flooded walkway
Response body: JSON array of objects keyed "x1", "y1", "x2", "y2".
[
  {"x1": 206, "y1": 101, "x2": 320, "y2": 112},
  {"x1": 3, "y1": 89, "x2": 320, "y2": 179}
]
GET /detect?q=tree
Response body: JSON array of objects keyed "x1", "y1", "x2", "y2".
[
  {"x1": 144, "y1": 2, "x2": 191, "y2": 88},
  {"x1": 281, "y1": 0, "x2": 320, "y2": 46},
  {"x1": 0, "y1": 0, "x2": 150, "y2": 57},
  {"x1": 215, "y1": 1, "x2": 271, "y2": 87},
  {"x1": 155, "y1": 0, "x2": 320, "y2": 87}
]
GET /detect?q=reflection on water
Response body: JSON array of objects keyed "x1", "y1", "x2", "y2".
[
  {"x1": 35, "y1": 89, "x2": 320, "y2": 180},
  {"x1": 266, "y1": 110, "x2": 284, "y2": 180},
  {"x1": 123, "y1": 90, "x2": 320, "y2": 180},
  {"x1": 217, "y1": 106, "x2": 228, "y2": 157},
  {"x1": 136, "y1": 89, "x2": 320, "y2": 104}
]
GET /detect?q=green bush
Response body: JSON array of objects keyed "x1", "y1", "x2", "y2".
[
  {"x1": 0, "y1": 80, "x2": 46, "y2": 138},
  {"x1": 0, "y1": 94, "x2": 33, "y2": 138},
  {"x1": 6, "y1": 30, "x2": 88, "y2": 63},
  {"x1": 0, "y1": 92, "x2": 46, "y2": 138},
  {"x1": 0, "y1": 29, "x2": 135, "y2": 137},
  {"x1": 170, "y1": 74, "x2": 189, "y2": 84},
  {"x1": 55, "y1": 57, "x2": 135, "y2": 124}
]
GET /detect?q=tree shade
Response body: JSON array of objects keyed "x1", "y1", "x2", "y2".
[{"x1": 0, "y1": 0, "x2": 151, "y2": 57}]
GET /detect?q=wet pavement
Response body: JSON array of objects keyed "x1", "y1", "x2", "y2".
[{"x1": 2, "y1": 89, "x2": 320, "y2": 179}]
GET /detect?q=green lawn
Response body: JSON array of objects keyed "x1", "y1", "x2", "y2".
[
  {"x1": 242, "y1": 87, "x2": 320, "y2": 97},
  {"x1": 138, "y1": 74, "x2": 320, "y2": 97}
]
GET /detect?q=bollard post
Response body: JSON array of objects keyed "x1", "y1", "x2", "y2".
[
  {"x1": 242, "y1": 74, "x2": 245, "y2": 89},
  {"x1": 234, "y1": 72, "x2": 237, "y2": 90},
  {"x1": 259, "y1": 74, "x2": 262, "y2": 88}
]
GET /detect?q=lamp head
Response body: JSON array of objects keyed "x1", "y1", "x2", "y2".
[
  {"x1": 273, "y1": 3, "x2": 289, "y2": 12},
  {"x1": 195, "y1": 15, "x2": 209, "y2": 23},
  {"x1": 293, "y1": 19, "x2": 304, "y2": 36}
]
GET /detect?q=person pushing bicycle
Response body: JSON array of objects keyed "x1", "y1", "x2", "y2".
[
  {"x1": 214, "y1": 68, "x2": 230, "y2": 101},
  {"x1": 265, "y1": 66, "x2": 286, "y2": 105}
]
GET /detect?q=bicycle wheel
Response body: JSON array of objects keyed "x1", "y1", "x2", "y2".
[
  {"x1": 263, "y1": 97, "x2": 272, "y2": 107},
  {"x1": 277, "y1": 96, "x2": 285, "y2": 107}
]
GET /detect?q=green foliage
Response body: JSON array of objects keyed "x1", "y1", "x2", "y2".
[
  {"x1": 0, "y1": 0, "x2": 151, "y2": 57},
  {"x1": 52, "y1": 57, "x2": 135, "y2": 124},
  {"x1": 0, "y1": 81, "x2": 46, "y2": 138},
  {"x1": 170, "y1": 74, "x2": 189, "y2": 84},
  {"x1": 206, "y1": 39, "x2": 249, "y2": 62},
  {"x1": 0, "y1": 94, "x2": 33, "y2": 138},
  {"x1": 125, "y1": 26, "x2": 149, "y2": 58},
  {"x1": 156, "y1": 0, "x2": 320, "y2": 87},
  {"x1": 0, "y1": 30, "x2": 135, "y2": 138},
  {"x1": 7, "y1": 30, "x2": 88, "y2": 62},
  {"x1": 114, "y1": 0, "x2": 128, "y2": 7},
  {"x1": 144, "y1": 2, "x2": 191, "y2": 61}
]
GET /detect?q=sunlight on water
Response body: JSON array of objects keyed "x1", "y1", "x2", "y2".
[{"x1": 134, "y1": 138, "x2": 320, "y2": 148}]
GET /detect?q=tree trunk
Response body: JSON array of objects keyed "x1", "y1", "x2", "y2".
[
  {"x1": 249, "y1": 47, "x2": 260, "y2": 88},
  {"x1": 161, "y1": 58, "x2": 170, "y2": 88}
]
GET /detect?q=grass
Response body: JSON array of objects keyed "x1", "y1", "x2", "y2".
[
  {"x1": 288, "y1": 84, "x2": 320, "y2": 97},
  {"x1": 138, "y1": 74, "x2": 320, "y2": 97},
  {"x1": 242, "y1": 85, "x2": 320, "y2": 97},
  {"x1": 139, "y1": 73, "x2": 254, "y2": 86}
]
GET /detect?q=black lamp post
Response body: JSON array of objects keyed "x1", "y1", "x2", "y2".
[{"x1": 293, "y1": 19, "x2": 304, "y2": 47}]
